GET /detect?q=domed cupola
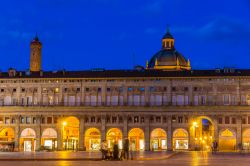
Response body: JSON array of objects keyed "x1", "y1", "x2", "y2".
[{"x1": 146, "y1": 27, "x2": 191, "y2": 71}]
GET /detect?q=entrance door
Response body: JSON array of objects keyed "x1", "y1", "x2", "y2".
[
  {"x1": 152, "y1": 139, "x2": 159, "y2": 150},
  {"x1": 175, "y1": 140, "x2": 188, "y2": 150},
  {"x1": 24, "y1": 141, "x2": 32, "y2": 152},
  {"x1": 44, "y1": 140, "x2": 53, "y2": 150}
]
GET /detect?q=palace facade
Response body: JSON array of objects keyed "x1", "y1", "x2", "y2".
[{"x1": 0, "y1": 30, "x2": 250, "y2": 152}]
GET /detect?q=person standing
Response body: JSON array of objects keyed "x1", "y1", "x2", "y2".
[{"x1": 113, "y1": 141, "x2": 119, "y2": 160}]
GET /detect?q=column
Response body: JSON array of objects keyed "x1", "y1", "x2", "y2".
[
  {"x1": 101, "y1": 85, "x2": 106, "y2": 105},
  {"x1": 37, "y1": 86, "x2": 42, "y2": 105},
  {"x1": 123, "y1": 115, "x2": 128, "y2": 139},
  {"x1": 144, "y1": 116, "x2": 150, "y2": 151},
  {"x1": 35, "y1": 116, "x2": 41, "y2": 151},
  {"x1": 213, "y1": 116, "x2": 219, "y2": 149},
  {"x1": 188, "y1": 85, "x2": 193, "y2": 105},
  {"x1": 123, "y1": 85, "x2": 128, "y2": 105},
  {"x1": 101, "y1": 114, "x2": 106, "y2": 141},
  {"x1": 79, "y1": 116, "x2": 85, "y2": 151},
  {"x1": 145, "y1": 86, "x2": 150, "y2": 106},
  {"x1": 167, "y1": 116, "x2": 173, "y2": 151},
  {"x1": 14, "y1": 115, "x2": 20, "y2": 151},
  {"x1": 236, "y1": 116, "x2": 242, "y2": 150},
  {"x1": 56, "y1": 118, "x2": 64, "y2": 150}
]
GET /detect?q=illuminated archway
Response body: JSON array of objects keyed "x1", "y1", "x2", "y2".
[
  {"x1": 106, "y1": 128, "x2": 122, "y2": 149},
  {"x1": 62, "y1": 116, "x2": 79, "y2": 150},
  {"x1": 243, "y1": 129, "x2": 250, "y2": 150},
  {"x1": 41, "y1": 128, "x2": 57, "y2": 150},
  {"x1": 191, "y1": 116, "x2": 214, "y2": 151},
  {"x1": 0, "y1": 128, "x2": 14, "y2": 141},
  {"x1": 0, "y1": 128, "x2": 15, "y2": 151},
  {"x1": 173, "y1": 128, "x2": 189, "y2": 150},
  {"x1": 85, "y1": 128, "x2": 101, "y2": 151},
  {"x1": 128, "y1": 128, "x2": 144, "y2": 151},
  {"x1": 20, "y1": 128, "x2": 36, "y2": 152},
  {"x1": 150, "y1": 128, "x2": 167, "y2": 150},
  {"x1": 219, "y1": 129, "x2": 236, "y2": 151}
]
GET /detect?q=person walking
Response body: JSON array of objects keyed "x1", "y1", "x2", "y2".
[
  {"x1": 123, "y1": 138, "x2": 129, "y2": 160},
  {"x1": 101, "y1": 140, "x2": 108, "y2": 160}
]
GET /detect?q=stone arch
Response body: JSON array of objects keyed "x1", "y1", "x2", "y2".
[
  {"x1": 192, "y1": 116, "x2": 215, "y2": 151},
  {"x1": 0, "y1": 127, "x2": 15, "y2": 141},
  {"x1": 106, "y1": 128, "x2": 123, "y2": 149},
  {"x1": 84, "y1": 127, "x2": 101, "y2": 151},
  {"x1": 41, "y1": 128, "x2": 57, "y2": 150},
  {"x1": 62, "y1": 116, "x2": 79, "y2": 150},
  {"x1": 20, "y1": 128, "x2": 36, "y2": 152},
  {"x1": 128, "y1": 128, "x2": 144, "y2": 151},
  {"x1": 243, "y1": 128, "x2": 250, "y2": 150},
  {"x1": 173, "y1": 128, "x2": 189, "y2": 150},
  {"x1": 219, "y1": 128, "x2": 236, "y2": 151},
  {"x1": 150, "y1": 128, "x2": 167, "y2": 151}
]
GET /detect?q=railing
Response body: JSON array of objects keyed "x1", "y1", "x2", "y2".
[{"x1": 0, "y1": 102, "x2": 246, "y2": 107}]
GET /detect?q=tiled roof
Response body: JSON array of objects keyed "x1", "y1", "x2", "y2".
[{"x1": 1, "y1": 68, "x2": 250, "y2": 79}]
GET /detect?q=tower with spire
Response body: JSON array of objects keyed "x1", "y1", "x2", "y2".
[{"x1": 30, "y1": 33, "x2": 42, "y2": 72}]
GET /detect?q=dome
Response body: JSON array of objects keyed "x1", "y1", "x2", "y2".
[
  {"x1": 148, "y1": 49, "x2": 189, "y2": 68},
  {"x1": 146, "y1": 28, "x2": 191, "y2": 71}
]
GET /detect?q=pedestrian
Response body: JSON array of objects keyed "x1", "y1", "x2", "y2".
[
  {"x1": 123, "y1": 138, "x2": 129, "y2": 160},
  {"x1": 101, "y1": 140, "x2": 108, "y2": 160},
  {"x1": 113, "y1": 141, "x2": 119, "y2": 160}
]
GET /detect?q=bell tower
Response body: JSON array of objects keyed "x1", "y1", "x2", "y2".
[{"x1": 30, "y1": 33, "x2": 42, "y2": 72}]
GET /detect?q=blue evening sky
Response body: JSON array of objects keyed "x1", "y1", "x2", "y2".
[{"x1": 0, "y1": 0, "x2": 249, "y2": 71}]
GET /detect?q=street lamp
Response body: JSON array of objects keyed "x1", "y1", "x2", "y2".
[
  {"x1": 193, "y1": 121, "x2": 198, "y2": 150},
  {"x1": 62, "y1": 121, "x2": 67, "y2": 150}
]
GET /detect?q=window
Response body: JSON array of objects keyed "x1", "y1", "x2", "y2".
[
  {"x1": 112, "y1": 117, "x2": 117, "y2": 123},
  {"x1": 225, "y1": 116, "x2": 230, "y2": 124},
  {"x1": 134, "y1": 116, "x2": 139, "y2": 123},
  {"x1": 47, "y1": 117, "x2": 52, "y2": 124},
  {"x1": 107, "y1": 88, "x2": 111, "y2": 92},
  {"x1": 248, "y1": 116, "x2": 250, "y2": 124},
  {"x1": 149, "y1": 86, "x2": 155, "y2": 92},
  {"x1": 242, "y1": 118, "x2": 246, "y2": 124},
  {"x1": 223, "y1": 95, "x2": 230, "y2": 105},
  {"x1": 26, "y1": 117, "x2": 31, "y2": 124},
  {"x1": 20, "y1": 117, "x2": 25, "y2": 124},
  {"x1": 1, "y1": 89, "x2": 4, "y2": 92},
  {"x1": 156, "y1": 116, "x2": 161, "y2": 123},
  {"x1": 85, "y1": 88, "x2": 89, "y2": 92},
  {"x1": 184, "y1": 87, "x2": 188, "y2": 91},
  {"x1": 139, "y1": 87, "x2": 145, "y2": 92},
  {"x1": 21, "y1": 88, "x2": 25, "y2": 92},
  {"x1": 98, "y1": 88, "x2": 102, "y2": 92},
  {"x1": 193, "y1": 87, "x2": 198, "y2": 91},
  {"x1": 201, "y1": 96, "x2": 206, "y2": 105},
  {"x1": 91, "y1": 117, "x2": 95, "y2": 123},
  {"x1": 76, "y1": 88, "x2": 81, "y2": 92},
  {"x1": 171, "y1": 87, "x2": 176, "y2": 91},
  {"x1": 33, "y1": 117, "x2": 36, "y2": 124},
  {"x1": 5, "y1": 117, "x2": 10, "y2": 124},
  {"x1": 232, "y1": 117, "x2": 236, "y2": 124},
  {"x1": 218, "y1": 117, "x2": 223, "y2": 124},
  {"x1": 64, "y1": 88, "x2": 67, "y2": 92},
  {"x1": 128, "y1": 87, "x2": 133, "y2": 91},
  {"x1": 178, "y1": 117, "x2": 183, "y2": 123},
  {"x1": 141, "y1": 117, "x2": 144, "y2": 123},
  {"x1": 54, "y1": 117, "x2": 58, "y2": 124}
]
